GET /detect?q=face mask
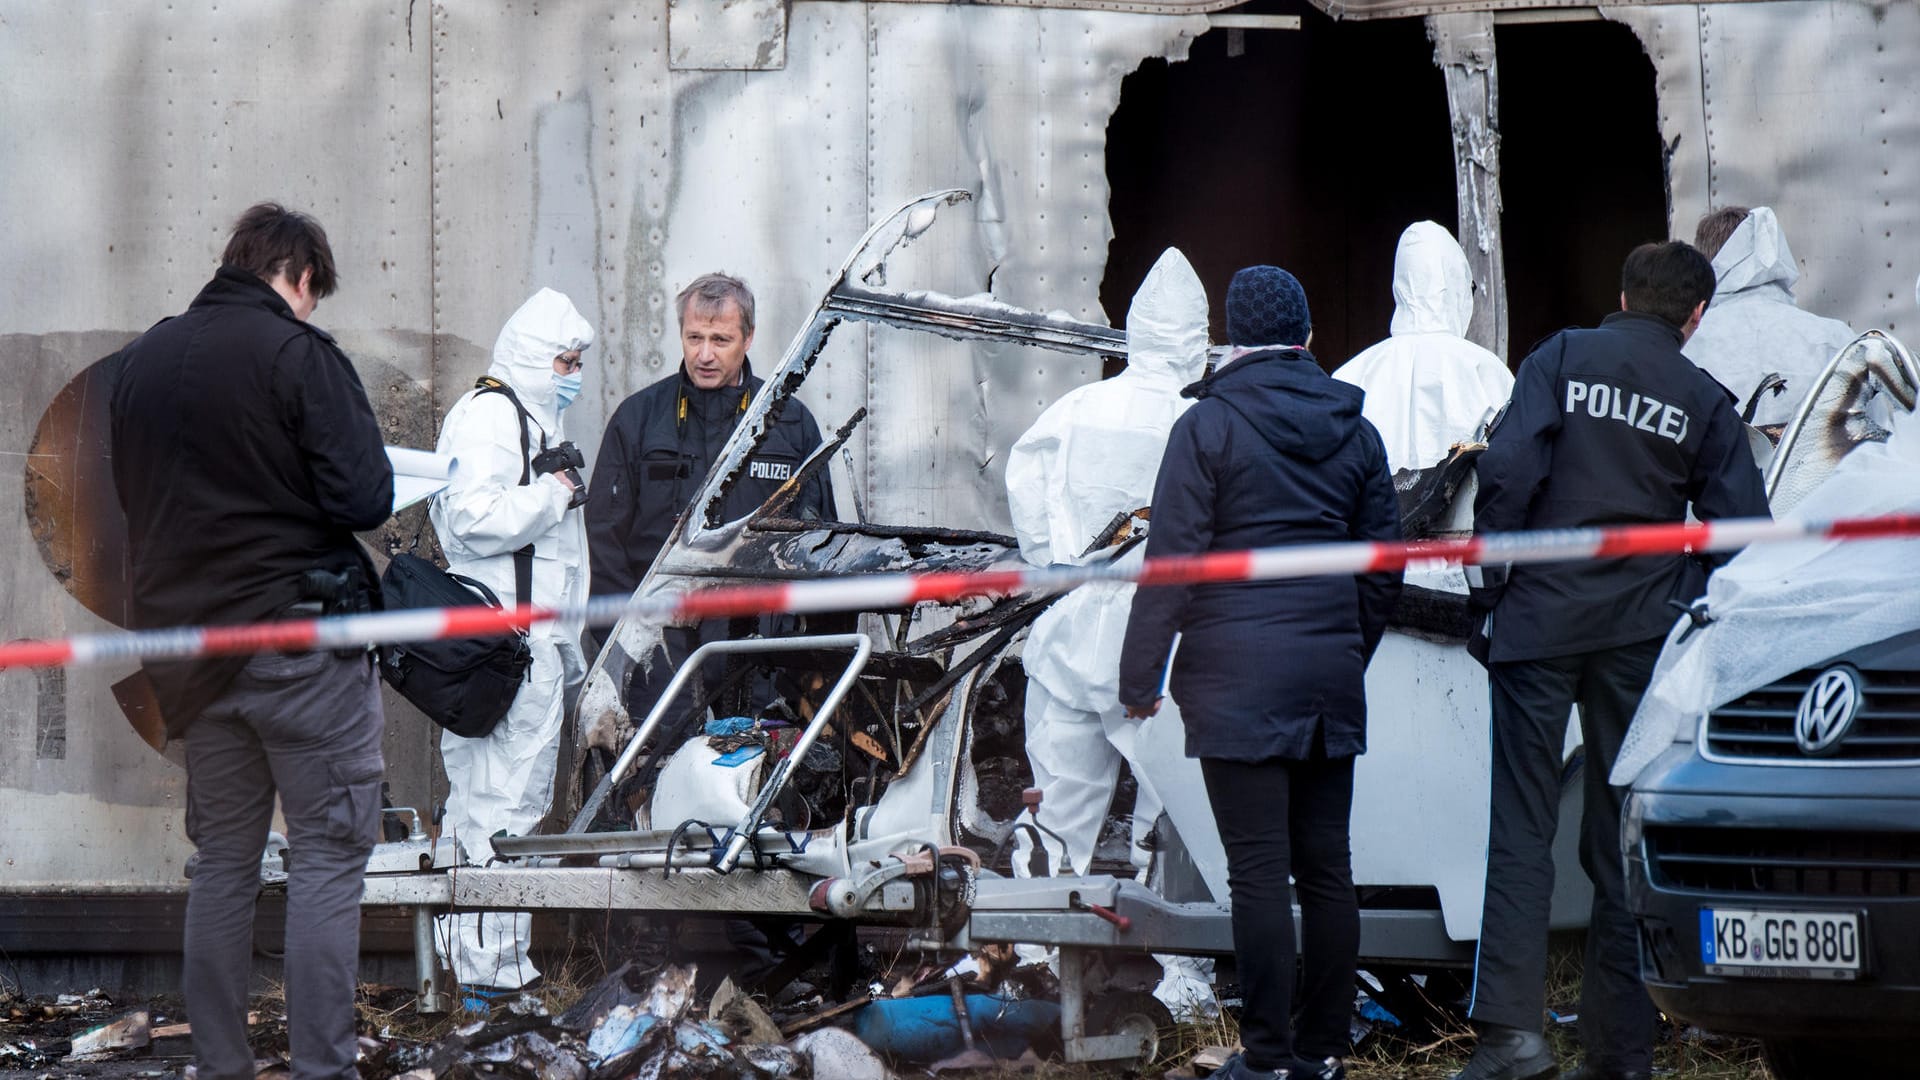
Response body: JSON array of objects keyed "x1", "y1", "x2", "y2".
[{"x1": 553, "y1": 371, "x2": 583, "y2": 410}]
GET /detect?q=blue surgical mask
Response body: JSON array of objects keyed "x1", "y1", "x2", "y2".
[{"x1": 553, "y1": 371, "x2": 583, "y2": 410}]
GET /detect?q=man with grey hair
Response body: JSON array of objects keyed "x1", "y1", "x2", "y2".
[
  {"x1": 587, "y1": 272, "x2": 836, "y2": 980},
  {"x1": 587, "y1": 272, "x2": 834, "y2": 599}
]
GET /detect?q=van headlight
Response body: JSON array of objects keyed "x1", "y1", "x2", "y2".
[{"x1": 1620, "y1": 792, "x2": 1646, "y2": 854}]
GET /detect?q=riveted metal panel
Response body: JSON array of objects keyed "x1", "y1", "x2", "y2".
[
  {"x1": 669, "y1": 0, "x2": 789, "y2": 71},
  {"x1": 1610, "y1": 1, "x2": 1920, "y2": 337},
  {"x1": 425, "y1": 2, "x2": 874, "y2": 489},
  {"x1": 0, "y1": 1, "x2": 434, "y2": 890},
  {"x1": 861, "y1": 8, "x2": 1204, "y2": 530}
]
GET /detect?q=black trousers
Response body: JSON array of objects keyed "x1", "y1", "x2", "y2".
[
  {"x1": 1469, "y1": 636, "x2": 1662, "y2": 1072},
  {"x1": 1202, "y1": 751, "x2": 1358, "y2": 1072}
]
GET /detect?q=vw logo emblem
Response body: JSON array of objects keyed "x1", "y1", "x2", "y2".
[{"x1": 1795, "y1": 667, "x2": 1861, "y2": 756}]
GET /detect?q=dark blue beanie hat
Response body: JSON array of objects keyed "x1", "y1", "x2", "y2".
[{"x1": 1225, "y1": 265, "x2": 1311, "y2": 347}]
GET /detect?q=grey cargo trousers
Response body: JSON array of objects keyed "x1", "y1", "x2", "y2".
[{"x1": 183, "y1": 651, "x2": 385, "y2": 1080}]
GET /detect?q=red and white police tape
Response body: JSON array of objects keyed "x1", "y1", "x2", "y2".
[{"x1": 7, "y1": 511, "x2": 1920, "y2": 671}]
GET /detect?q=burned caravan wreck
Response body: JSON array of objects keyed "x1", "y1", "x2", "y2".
[{"x1": 357, "y1": 191, "x2": 1561, "y2": 1061}]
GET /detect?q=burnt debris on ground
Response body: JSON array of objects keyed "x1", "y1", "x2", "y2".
[{"x1": 0, "y1": 946, "x2": 1082, "y2": 1079}]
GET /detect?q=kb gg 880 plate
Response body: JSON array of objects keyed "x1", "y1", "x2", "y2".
[{"x1": 1700, "y1": 907, "x2": 1863, "y2": 980}]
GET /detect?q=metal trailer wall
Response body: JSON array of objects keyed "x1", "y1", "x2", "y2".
[
  {"x1": 1609, "y1": 0, "x2": 1920, "y2": 340},
  {"x1": 4, "y1": 0, "x2": 1918, "y2": 895},
  {"x1": 1, "y1": 2, "x2": 437, "y2": 891},
  {"x1": 1432, "y1": 0, "x2": 1920, "y2": 365},
  {"x1": 0, "y1": 1, "x2": 1203, "y2": 891}
]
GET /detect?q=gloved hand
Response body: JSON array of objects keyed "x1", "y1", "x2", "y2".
[{"x1": 533, "y1": 442, "x2": 588, "y2": 509}]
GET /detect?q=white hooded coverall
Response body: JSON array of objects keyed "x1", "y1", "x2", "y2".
[
  {"x1": 430, "y1": 288, "x2": 594, "y2": 990},
  {"x1": 1683, "y1": 207, "x2": 1857, "y2": 429},
  {"x1": 1004, "y1": 248, "x2": 1210, "y2": 880},
  {"x1": 1334, "y1": 221, "x2": 1513, "y2": 473}
]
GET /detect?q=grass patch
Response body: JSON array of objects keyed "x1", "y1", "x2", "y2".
[{"x1": 1157, "y1": 938, "x2": 1770, "y2": 1080}]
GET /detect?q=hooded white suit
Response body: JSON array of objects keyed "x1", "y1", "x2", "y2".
[
  {"x1": 1004, "y1": 249, "x2": 1209, "y2": 881},
  {"x1": 1684, "y1": 207, "x2": 1857, "y2": 428},
  {"x1": 431, "y1": 288, "x2": 594, "y2": 990},
  {"x1": 1334, "y1": 221, "x2": 1513, "y2": 472}
]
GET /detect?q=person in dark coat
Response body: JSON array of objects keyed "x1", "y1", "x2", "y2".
[
  {"x1": 1451, "y1": 242, "x2": 1770, "y2": 1080},
  {"x1": 112, "y1": 203, "x2": 393, "y2": 1080},
  {"x1": 1119, "y1": 265, "x2": 1403, "y2": 1080}
]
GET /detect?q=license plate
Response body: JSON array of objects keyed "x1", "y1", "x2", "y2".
[{"x1": 1700, "y1": 908, "x2": 1863, "y2": 979}]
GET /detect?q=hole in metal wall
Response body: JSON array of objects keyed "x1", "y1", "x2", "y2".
[
  {"x1": 1497, "y1": 20, "x2": 1667, "y2": 358},
  {"x1": 1101, "y1": 1, "x2": 1457, "y2": 374}
]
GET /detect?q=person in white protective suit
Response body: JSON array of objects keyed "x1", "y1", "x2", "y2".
[
  {"x1": 1004, "y1": 248, "x2": 1215, "y2": 1013},
  {"x1": 1006, "y1": 247, "x2": 1208, "y2": 879},
  {"x1": 430, "y1": 288, "x2": 595, "y2": 993},
  {"x1": 1334, "y1": 220, "x2": 1513, "y2": 473},
  {"x1": 1684, "y1": 205, "x2": 1856, "y2": 429}
]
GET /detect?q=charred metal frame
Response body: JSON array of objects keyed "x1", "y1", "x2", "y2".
[
  {"x1": 573, "y1": 190, "x2": 1127, "y2": 768},
  {"x1": 568, "y1": 635, "x2": 871, "y2": 848},
  {"x1": 1429, "y1": 11, "x2": 1510, "y2": 362},
  {"x1": 1766, "y1": 330, "x2": 1920, "y2": 504},
  {"x1": 364, "y1": 194, "x2": 1229, "y2": 1061},
  {"x1": 363, "y1": 192, "x2": 1497, "y2": 1057}
]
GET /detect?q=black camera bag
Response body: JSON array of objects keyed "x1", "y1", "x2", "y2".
[{"x1": 378, "y1": 554, "x2": 533, "y2": 738}]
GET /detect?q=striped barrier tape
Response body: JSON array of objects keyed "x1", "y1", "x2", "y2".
[{"x1": 8, "y1": 511, "x2": 1920, "y2": 671}]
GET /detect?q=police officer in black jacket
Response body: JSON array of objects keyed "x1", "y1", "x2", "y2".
[
  {"x1": 586, "y1": 272, "x2": 836, "y2": 979},
  {"x1": 585, "y1": 271, "x2": 836, "y2": 720},
  {"x1": 586, "y1": 272, "x2": 834, "y2": 601},
  {"x1": 112, "y1": 203, "x2": 394, "y2": 1080},
  {"x1": 1452, "y1": 243, "x2": 1770, "y2": 1080}
]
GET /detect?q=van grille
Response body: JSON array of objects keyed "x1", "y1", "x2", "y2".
[
  {"x1": 1646, "y1": 826, "x2": 1920, "y2": 898},
  {"x1": 1704, "y1": 668, "x2": 1920, "y2": 762}
]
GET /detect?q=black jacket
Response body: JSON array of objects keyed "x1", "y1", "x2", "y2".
[
  {"x1": 110, "y1": 266, "x2": 394, "y2": 733},
  {"x1": 586, "y1": 361, "x2": 836, "y2": 598},
  {"x1": 1118, "y1": 348, "x2": 1403, "y2": 762},
  {"x1": 1473, "y1": 310, "x2": 1770, "y2": 662}
]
